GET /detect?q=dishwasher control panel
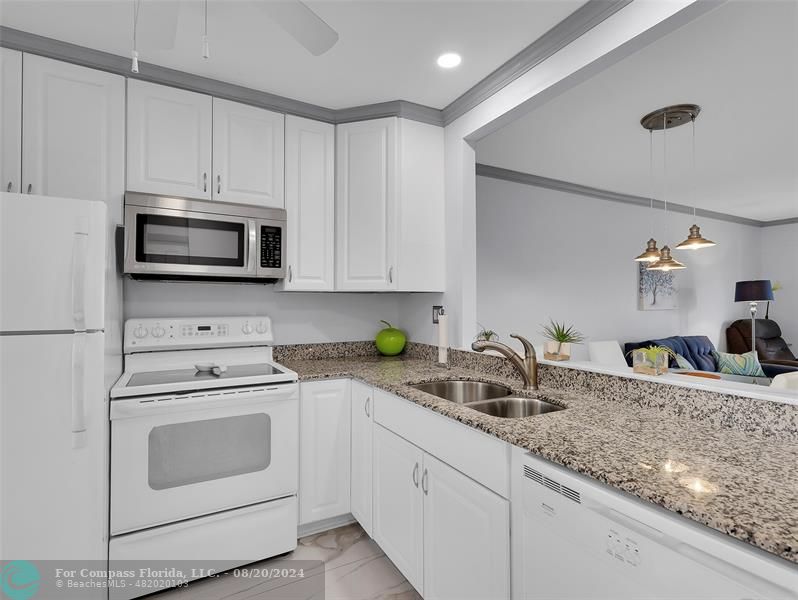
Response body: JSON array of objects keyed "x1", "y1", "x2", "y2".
[{"x1": 606, "y1": 529, "x2": 640, "y2": 566}]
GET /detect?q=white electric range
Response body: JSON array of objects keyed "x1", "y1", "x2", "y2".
[{"x1": 109, "y1": 316, "x2": 299, "y2": 599}]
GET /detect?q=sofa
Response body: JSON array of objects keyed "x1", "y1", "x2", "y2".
[
  {"x1": 623, "y1": 334, "x2": 798, "y2": 379},
  {"x1": 726, "y1": 319, "x2": 798, "y2": 377}
]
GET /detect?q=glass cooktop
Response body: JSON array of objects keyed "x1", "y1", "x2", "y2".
[{"x1": 127, "y1": 363, "x2": 285, "y2": 387}]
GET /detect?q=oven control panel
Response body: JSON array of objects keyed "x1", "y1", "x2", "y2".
[{"x1": 125, "y1": 316, "x2": 273, "y2": 352}]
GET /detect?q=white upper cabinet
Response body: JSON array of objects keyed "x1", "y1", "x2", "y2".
[
  {"x1": 281, "y1": 115, "x2": 335, "y2": 290},
  {"x1": 336, "y1": 118, "x2": 397, "y2": 291},
  {"x1": 336, "y1": 117, "x2": 444, "y2": 292},
  {"x1": 22, "y1": 54, "x2": 125, "y2": 202},
  {"x1": 0, "y1": 48, "x2": 22, "y2": 194},
  {"x1": 212, "y1": 98, "x2": 284, "y2": 207},
  {"x1": 127, "y1": 80, "x2": 212, "y2": 199}
]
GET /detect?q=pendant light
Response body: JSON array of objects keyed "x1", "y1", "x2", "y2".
[
  {"x1": 131, "y1": 0, "x2": 141, "y2": 73},
  {"x1": 675, "y1": 115, "x2": 716, "y2": 250},
  {"x1": 202, "y1": 0, "x2": 210, "y2": 59},
  {"x1": 647, "y1": 107, "x2": 686, "y2": 271},
  {"x1": 634, "y1": 130, "x2": 661, "y2": 262}
]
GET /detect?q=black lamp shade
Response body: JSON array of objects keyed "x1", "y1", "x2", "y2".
[{"x1": 734, "y1": 280, "x2": 774, "y2": 302}]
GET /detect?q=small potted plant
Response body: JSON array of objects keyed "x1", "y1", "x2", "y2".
[
  {"x1": 630, "y1": 345, "x2": 675, "y2": 376},
  {"x1": 540, "y1": 320, "x2": 584, "y2": 361},
  {"x1": 475, "y1": 324, "x2": 498, "y2": 342}
]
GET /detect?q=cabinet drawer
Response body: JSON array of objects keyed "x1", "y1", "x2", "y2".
[{"x1": 373, "y1": 388, "x2": 510, "y2": 498}]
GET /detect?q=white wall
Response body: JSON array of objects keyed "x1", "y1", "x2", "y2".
[
  {"x1": 760, "y1": 223, "x2": 798, "y2": 348},
  {"x1": 476, "y1": 176, "x2": 766, "y2": 359},
  {"x1": 124, "y1": 280, "x2": 402, "y2": 345}
]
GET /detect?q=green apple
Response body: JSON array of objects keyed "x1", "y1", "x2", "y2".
[{"x1": 375, "y1": 320, "x2": 406, "y2": 356}]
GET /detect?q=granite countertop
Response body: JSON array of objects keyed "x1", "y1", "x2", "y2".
[{"x1": 281, "y1": 355, "x2": 798, "y2": 566}]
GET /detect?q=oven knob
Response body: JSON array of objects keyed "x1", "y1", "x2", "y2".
[
  {"x1": 152, "y1": 326, "x2": 166, "y2": 338},
  {"x1": 133, "y1": 325, "x2": 148, "y2": 339},
  {"x1": 256, "y1": 321, "x2": 269, "y2": 334},
  {"x1": 242, "y1": 323, "x2": 253, "y2": 335}
]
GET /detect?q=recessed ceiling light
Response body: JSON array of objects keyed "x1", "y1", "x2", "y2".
[{"x1": 437, "y1": 53, "x2": 462, "y2": 69}]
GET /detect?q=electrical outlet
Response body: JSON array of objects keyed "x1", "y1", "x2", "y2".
[{"x1": 432, "y1": 306, "x2": 444, "y2": 324}]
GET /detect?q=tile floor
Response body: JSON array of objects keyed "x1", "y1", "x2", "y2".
[{"x1": 152, "y1": 523, "x2": 421, "y2": 600}]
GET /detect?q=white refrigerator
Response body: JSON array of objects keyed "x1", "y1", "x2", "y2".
[{"x1": 0, "y1": 192, "x2": 108, "y2": 562}]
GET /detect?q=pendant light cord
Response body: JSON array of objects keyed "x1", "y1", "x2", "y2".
[
  {"x1": 649, "y1": 130, "x2": 655, "y2": 238},
  {"x1": 691, "y1": 115, "x2": 697, "y2": 219},
  {"x1": 132, "y1": 0, "x2": 140, "y2": 52},
  {"x1": 663, "y1": 111, "x2": 668, "y2": 243}
]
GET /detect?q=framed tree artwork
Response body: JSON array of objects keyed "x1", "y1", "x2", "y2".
[{"x1": 638, "y1": 263, "x2": 678, "y2": 310}]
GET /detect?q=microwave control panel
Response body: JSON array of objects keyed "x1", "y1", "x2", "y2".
[{"x1": 260, "y1": 226, "x2": 282, "y2": 269}]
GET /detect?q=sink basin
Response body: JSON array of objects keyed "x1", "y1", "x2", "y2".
[
  {"x1": 410, "y1": 380, "x2": 512, "y2": 404},
  {"x1": 464, "y1": 396, "x2": 565, "y2": 418}
]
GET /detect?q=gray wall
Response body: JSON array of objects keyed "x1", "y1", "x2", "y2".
[{"x1": 476, "y1": 176, "x2": 766, "y2": 359}]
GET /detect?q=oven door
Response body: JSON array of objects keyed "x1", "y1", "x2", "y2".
[
  {"x1": 124, "y1": 204, "x2": 257, "y2": 279},
  {"x1": 110, "y1": 383, "x2": 298, "y2": 535}
]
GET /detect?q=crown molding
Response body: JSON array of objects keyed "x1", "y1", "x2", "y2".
[
  {"x1": 475, "y1": 163, "x2": 792, "y2": 228},
  {"x1": 1, "y1": 1, "x2": 631, "y2": 128},
  {"x1": 441, "y1": 0, "x2": 633, "y2": 125}
]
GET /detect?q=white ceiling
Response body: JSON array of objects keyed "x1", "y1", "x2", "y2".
[
  {"x1": 0, "y1": 0, "x2": 584, "y2": 109},
  {"x1": 476, "y1": 0, "x2": 798, "y2": 222}
]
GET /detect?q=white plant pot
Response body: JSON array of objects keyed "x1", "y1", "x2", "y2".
[{"x1": 544, "y1": 341, "x2": 571, "y2": 361}]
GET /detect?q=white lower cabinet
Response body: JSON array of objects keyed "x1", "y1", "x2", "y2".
[
  {"x1": 350, "y1": 379, "x2": 374, "y2": 535},
  {"x1": 373, "y1": 423, "x2": 425, "y2": 592},
  {"x1": 373, "y1": 422, "x2": 511, "y2": 599},
  {"x1": 422, "y1": 453, "x2": 510, "y2": 600},
  {"x1": 299, "y1": 379, "x2": 351, "y2": 525}
]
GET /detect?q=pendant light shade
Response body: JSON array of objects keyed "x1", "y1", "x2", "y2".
[
  {"x1": 647, "y1": 245, "x2": 686, "y2": 271},
  {"x1": 675, "y1": 224, "x2": 716, "y2": 250},
  {"x1": 634, "y1": 238, "x2": 661, "y2": 262}
]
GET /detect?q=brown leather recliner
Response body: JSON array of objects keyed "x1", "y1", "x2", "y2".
[{"x1": 726, "y1": 319, "x2": 798, "y2": 369}]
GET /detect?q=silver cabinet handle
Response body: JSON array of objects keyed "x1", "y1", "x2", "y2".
[
  {"x1": 217, "y1": 174, "x2": 221, "y2": 194},
  {"x1": 288, "y1": 265, "x2": 293, "y2": 282},
  {"x1": 27, "y1": 183, "x2": 32, "y2": 194},
  {"x1": 412, "y1": 462, "x2": 419, "y2": 488},
  {"x1": 6, "y1": 181, "x2": 11, "y2": 192},
  {"x1": 388, "y1": 266, "x2": 394, "y2": 283},
  {"x1": 364, "y1": 397, "x2": 370, "y2": 417},
  {"x1": 421, "y1": 468, "x2": 429, "y2": 495},
  {"x1": 203, "y1": 172, "x2": 207, "y2": 192}
]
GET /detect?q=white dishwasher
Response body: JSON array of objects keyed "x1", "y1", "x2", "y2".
[{"x1": 511, "y1": 449, "x2": 798, "y2": 600}]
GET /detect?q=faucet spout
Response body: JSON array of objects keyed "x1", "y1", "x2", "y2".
[{"x1": 471, "y1": 334, "x2": 539, "y2": 390}]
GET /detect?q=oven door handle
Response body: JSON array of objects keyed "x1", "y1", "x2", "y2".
[
  {"x1": 110, "y1": 384, "x2": 298, "y2": 420},
  {"x1": 247, "y1": 219, "x2": 257, "y2": 275}
]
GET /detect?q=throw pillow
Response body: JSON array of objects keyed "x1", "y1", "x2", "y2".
[
  {"x1": 674, "y1": 354, "x2": 694, "y2": 370},
  {"x1": 713, "y1": 350, "x2": 766, "y2": 377}
]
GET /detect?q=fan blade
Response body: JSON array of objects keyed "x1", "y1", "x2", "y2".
[
  {"x1": 260, "y1": 0, "x2": 339, "y2": 56},
  {"x1": 137, "y1": 0, "x2": 181, "y2": 51}
]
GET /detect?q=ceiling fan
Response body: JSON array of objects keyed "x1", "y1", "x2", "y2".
[{"x1": 135, "y1": 0, "x2": 339, "y2": 57}]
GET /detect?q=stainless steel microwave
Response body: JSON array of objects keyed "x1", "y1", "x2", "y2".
[{"x1": 123, "y1": 192, "x2": 286, "y2": 282}]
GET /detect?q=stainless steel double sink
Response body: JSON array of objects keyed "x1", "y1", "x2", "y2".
[{"x1": 409, "y1": 380, "x2": 564, "y2": 418}]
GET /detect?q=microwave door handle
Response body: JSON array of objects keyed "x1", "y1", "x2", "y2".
[
  {"x1": 71, "y1": 217, "x2": 89, "y2": 331},
  {"x1": 247, "y1": 220, "x2": 257, "y2": 274}
]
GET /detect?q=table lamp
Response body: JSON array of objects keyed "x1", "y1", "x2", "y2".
[{"x1": 734, "y1": 280, "x2": 774, "y2": 354}]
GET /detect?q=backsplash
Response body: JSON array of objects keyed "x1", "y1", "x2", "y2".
[{"x1": 274, "y1": 340, "x2": 380, "y2": 362}]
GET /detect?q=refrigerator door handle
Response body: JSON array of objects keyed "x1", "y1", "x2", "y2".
[
  {"x1": 71, "y1": 333, "x2": 88, "y2": 449},
  {"x1": 71, "y1": 218, "x2": 89, "y2": 332}
]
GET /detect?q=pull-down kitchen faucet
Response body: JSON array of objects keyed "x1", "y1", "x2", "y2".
[{"x1": 471, "y1": 333, "x2": 539, "y2": 390}]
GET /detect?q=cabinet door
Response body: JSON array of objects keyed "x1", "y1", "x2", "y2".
[
  {"x1": 335, "y1": 118, "x2": 397, "y2": 291},
  {"x1": 349, "y1": 380, "x2": 373, "y2": 535},
  {"x1": 127, "y1": 79, "x2": 212, "y2": 199},
  {"x1": 422, "y1": 454, "x2": 510, "y2": 600},
  {"x1": 299, "y1": 380, "x2": 351, "y2": 525},
  {"x1": 212, "y1": 98, "x2": 284, "y2": 207},
  {"x1": 0, "y1": 48, "x2": 22, "y2": 194},
  {"x1": 372, "y1": 424, "x2": 424, "y2": 594},
  {"x1": 22, "y1": 54, "x2": 124, "y2": 201},
  {"x1": 282, "y1": 115, "x2": 334, "y2": 290}
]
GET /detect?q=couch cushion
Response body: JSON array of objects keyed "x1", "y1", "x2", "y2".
[
  {"x1": 714, "y1": 349, "x2": 766, "y2": 377},
  {"x1": 683, "y1": 336, "x2": 718, "y2": 372}
]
